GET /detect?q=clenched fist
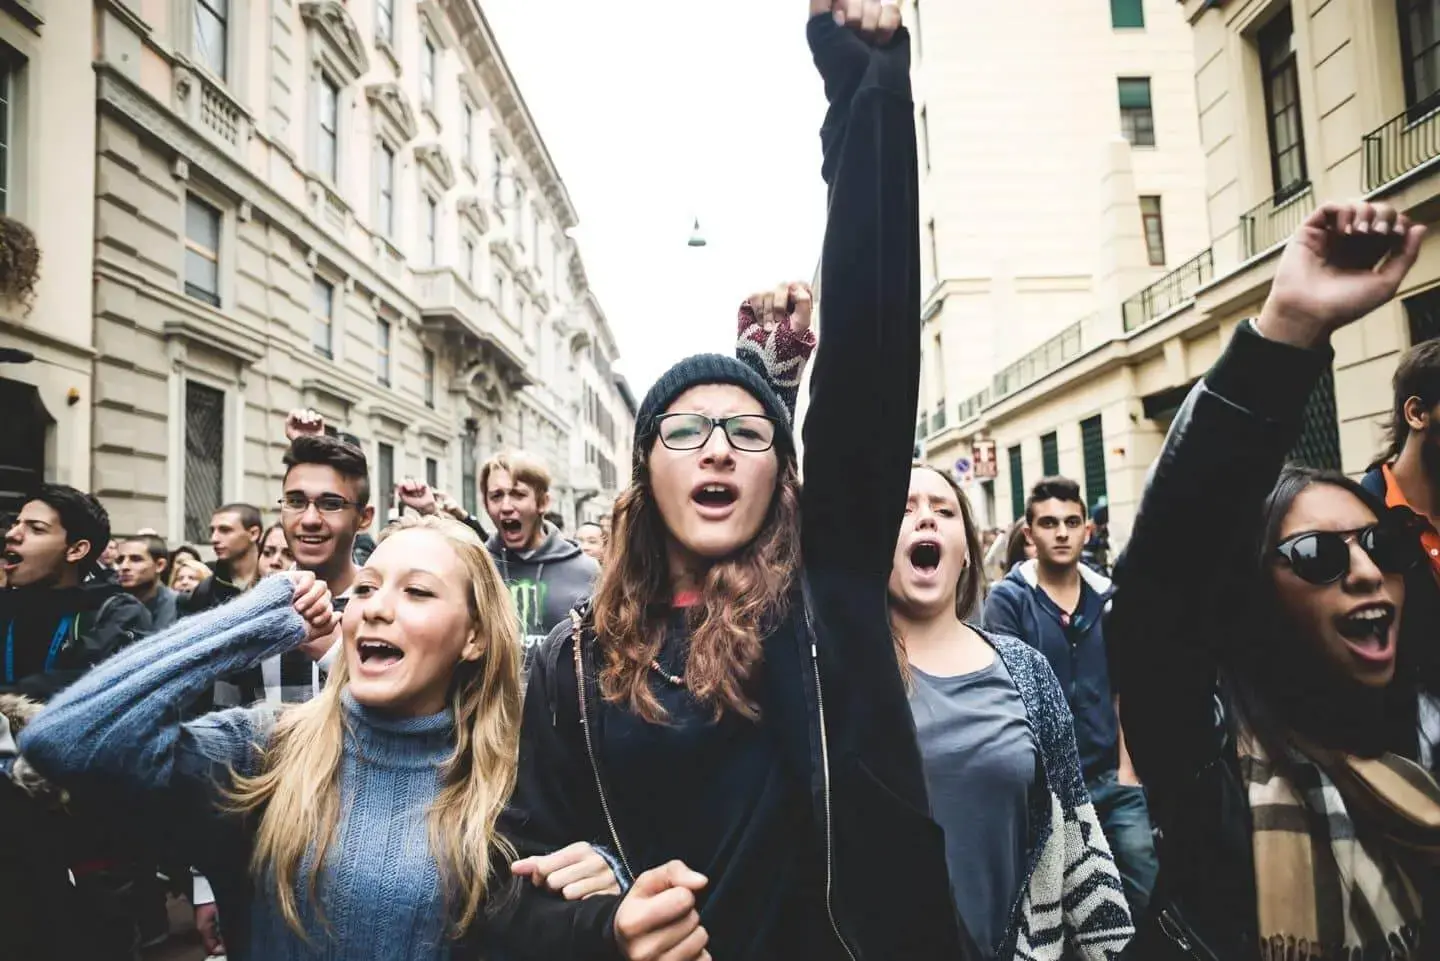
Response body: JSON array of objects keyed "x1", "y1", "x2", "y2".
[
  {"x1": 285, "y1": 408, "x2": 325, "y2": 442},
  {"x1": 810, "y1": 0, "x2": 901, "y2": 44},
  {"x1": 614, "y1": 861, "x2": 710, "y2": 961},
  {"x1": 285, "y1": 570, "x2": 337, "y2": 645}
]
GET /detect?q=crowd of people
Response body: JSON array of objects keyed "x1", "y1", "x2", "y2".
[{"x1": 3, "y1": 3, "x2": 1440, "y2": 960}]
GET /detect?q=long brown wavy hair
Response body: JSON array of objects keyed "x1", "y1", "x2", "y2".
[{"x1": 593, "y1": 456, "x2": 802, "y2": 724}]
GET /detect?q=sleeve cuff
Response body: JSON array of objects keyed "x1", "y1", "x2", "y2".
[
  {"x1": 192, "y1": 870, "x2": 215, "y2": 906},
  {"x1": 592, "y1": 845, "x2": 632, "y2": 893},
  {"x1": 318, "y1": 639, "x2": 342, "y2": 673},
  {"x1": 1204, "y1": 318, "x2": 1334, "y2": 425}
]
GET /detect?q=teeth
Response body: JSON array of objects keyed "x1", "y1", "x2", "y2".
[{"x1": 1350, "y1": 609, "x2": 1391, "y2": 622}]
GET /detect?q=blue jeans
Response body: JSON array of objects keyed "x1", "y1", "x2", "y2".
[{"x1": 1087, "y1": 769, "x2": 1158, "y2": 923}]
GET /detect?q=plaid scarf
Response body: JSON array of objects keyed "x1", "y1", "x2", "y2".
[{"x1": 1240, "y1": 734, "x2": 1440, "y2": 960}]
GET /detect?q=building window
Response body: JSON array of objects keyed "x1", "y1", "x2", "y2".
[
  {"x1": 493, "y1": 270, "x2": 506, "y2": 312},
  {"x1": 1081, "y1": 415, "x2": 1108, "y2": 510},
  {"x1": 461, "y1": 431, "x2": 477, "y2": 515},
  {"x1": 927, "y1": 218, "x2": 939, "y2": 283},
  {"x1": 421, "y1": 36, "x2": 437, "y2": 109},
  {"x1": 376, "y1": 317, "x2": 392, "y2": 386},
  {"x1": 423, "y1": 348, "x2": 436, "y2": 407},
  {"x1": 532, "y1": 215, "x2": 541, "y2": 267},
  {"x1": 377, "y1": 442, "x2": 394, "y2": 521},
  {"x1": 423, "y1": 194, "x2": 438, "y2": 265},
  {"x1": 1406, "y1": 285, "x2": 1440, "y2": 344},
  {"x1": 463, "y1": 237, "x2": 475, "y2": 283},
  {"x1": 316, "y1": 73, "x2": 339, "y2": 182},
  {"x1": 462, "y1": 101, "x2": 475, "y2": 167},
  {"x1": 0, "y1": 61, "x2": 13, "y2": 215},
  {"x1": 184, "y1": 195, "x2": 221, "y2": 307},
  {"x1": 194, "y1": 0, "x2": 229, "y2": 80},
  {"x1": 311, "y1": 277, "x2": 334, "y2": 359},
  {"x1": 492, "y1": 145, "x2": 506, "y2": 205},
  {"x1": 913, "y1": 0, "x2": 923, "y2": 59},
  {"x1": 1259, "y1": 8, "x2": 1308, "y2": 198},
  {"x1": 184, "y1": 380, "x2": 225, "y2": 543},
  {"x1": 1111, "y1": 0, "x2": 1145, "y2": 28},
  {"x1": 1118, "y1": 77, "x2": 1155, "y2": 147},
  {"x1": 375, "y1": 0, "x2": 394, "y2": 46},
  {"x1": 1399, "y1": 1, "x2": 1440, "y2": 116},
  {"x1": 426, "y1": 456, "x2": 439, "y2": 489},
  {"x1": 1041, "y1": 432, "x2": 1059, "y2": 476},
  {"x1": 376, "y1": 142, "x2": 395, "y2": 237},
  {"x1": 1140, "y1": 195, "x2": 1166, "y2": 266},
  {"x1": 1008, "y1": 445, "x2": 1025, "y2": 522},
  {"x1": 920, "y1": 106, "x2": 931, "y2": 172}
]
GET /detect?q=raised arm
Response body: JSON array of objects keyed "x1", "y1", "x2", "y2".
[
  {"x1": 19, "y1": 574, "x2": 334, "y2": 799},
  {"x1": 800, "y1": 6, "x2": 919, "y2": 574},
  {"x1": 1108, "y1": 201, "x2": 1426, "y2": 801}
]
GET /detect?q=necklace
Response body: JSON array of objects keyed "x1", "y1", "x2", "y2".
[{"x1": 650, "y1": 659, "x2": 685, "y2": 687}]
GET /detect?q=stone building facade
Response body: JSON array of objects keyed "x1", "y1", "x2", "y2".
[{"x1": 0, "y1": 0, "x2": 634, "y2": 544}]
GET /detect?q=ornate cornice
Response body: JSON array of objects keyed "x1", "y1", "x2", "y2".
[
  {"x1": 415, "y1": 143, "x2": 457, "y2": 190},
  {"x1": 365, "y1": 82, "x2": 419, "y2": 141},
  {"x1": 300, "y1": 1, "x2": 369, "y2": 81},
  {"x1": 457, "y1": 195, "x2": 489, "y2": 234}
]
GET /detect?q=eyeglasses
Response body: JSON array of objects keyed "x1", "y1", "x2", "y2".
[
  {"x1": 654, "y1": 413, "x2": 778, "y2": 453},
  {"x1": 1275, "y1": 519, "x2": 1420, "y2": 586},
  {"x1": 278, "y1": 493, "x2": 357, "y2": 514}
]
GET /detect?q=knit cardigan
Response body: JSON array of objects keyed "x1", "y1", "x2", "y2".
[{"x1": 981, "y1": 631, "x2": 1135, "y2": 960}]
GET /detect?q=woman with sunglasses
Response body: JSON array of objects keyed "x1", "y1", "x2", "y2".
[
  {"x1": 1108, "y1": 199, "x2": 1439, "y2": 961},
  {"x1": 503, "y1": 4, "x2": 974, "y2": 960}
]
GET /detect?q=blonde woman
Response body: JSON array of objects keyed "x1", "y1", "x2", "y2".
[
  {"x1": 170, "y1": 555, "x2": 212, "y2": 594},
  {"x1": 18, "y1": 516, "x2": 699, "y2": 961}
]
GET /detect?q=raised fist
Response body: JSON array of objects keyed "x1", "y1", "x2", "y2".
[
  {"x1": 285, "y1": 408, "x2": 325, "y2": 442},
  {"x1": 744, "y1": 282, "x2": 814, "y2": 335},
  {"x1": 396, "y1": 479, "x2": 439, "y2": 517},
  {"x1": 285, "y1": 570, "x2": 337, "y2": 644},
  {"x1": 810, "y1": 0, "x2": 901, "y2": 44},
  {"x1": 1258, "y1": 200, "x2": 1426, "y2": 349}
]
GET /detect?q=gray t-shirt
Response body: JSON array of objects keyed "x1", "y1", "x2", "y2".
[{"x1": 909, "y1": 656, "x2": 1038, "y2": 957}]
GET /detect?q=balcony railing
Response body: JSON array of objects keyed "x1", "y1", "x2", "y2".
[
  {"x1": 1364, "y1": 98, "x2": 1440, "y2": 193},
  {"x1": 1121, "y1": 248, "x2": 1214, "y2": 333},
  {"x1": 992, "y1": 314, "x2": 1095, "y2": 399},
  {"x1": 1239, "y1": 182, "x2": 1314, "y2": 260},
  {"x1": 956, "y1": 388, "x2": 991, "y2": 423},
  {"x1": 174, "y1": 65, "x2": 251, "y2": 152}
]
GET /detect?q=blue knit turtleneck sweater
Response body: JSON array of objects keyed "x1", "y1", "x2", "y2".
[{"x1": 19, "y1": 576, "x2": 464, "y2": 961}]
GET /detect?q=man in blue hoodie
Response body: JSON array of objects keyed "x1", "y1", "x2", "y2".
[
  {"x1": 481, "y1": 452, "x2": 599, "y2": 656},
  {"x1": 983, "y1": 476, "x2": 1157, "y2": 920}
]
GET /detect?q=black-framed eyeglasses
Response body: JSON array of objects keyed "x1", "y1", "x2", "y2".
[
  {"x1": 278, "y1": 493, "x2": 357, "y2": 514},
  {"x1": 654, "y1": 413, "x2": 778, "y2": 452},
  {"x1": 1274, "y1": 519, "x2": 1420, "y2": 586}
]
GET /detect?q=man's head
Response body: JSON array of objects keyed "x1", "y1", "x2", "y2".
[
  {"x1": 1024, "y1": 476, "x2": 1087, "y2": 571},
  {"x1": 481, "y1": 452, "x2": 551, "y2": 552},
  {"x1": 210, "y1": 504, "x2": 262, "y2": 566},
  {"x1": 281, "y1": 434, "x2": 374, "y2": 574},
  {"x1": 3, "y1": 485, "x2": 111, "y2": 588},
  {"x1": 576, "y1": 521, "x2": 606, "y2": 562},
  {"x1": 1385, "y1": 339, "x2": 1440, "y2": 470},
  {"x1": 116, "y1": 535, "x2": 169, "y2": 596}
]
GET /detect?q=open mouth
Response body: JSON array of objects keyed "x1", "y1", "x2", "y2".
[
  {"x1": 908, "y1": 539, "x2": 942, "y2": 575},
  {"x1": 500, "y1": 519, "x2": 524, "y2": 538},
  {"x1": 294, "y1": 534, "x2": 329, "y2": 548},
  {"x1": 692, "y1": 483, "x2": 739, "y2": 509},
  {"x1": 1335, "y1": 604, "x2": 1397, "y2": 659},
  {"x1": 358, "y1": 639, "x2": 404, "y2": 668},
  {"x1": 2, "y1": 550, "x2": 21, "y2": 568}
]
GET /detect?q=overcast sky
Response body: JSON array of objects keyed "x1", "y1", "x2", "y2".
[{"x1": 481, "y1": 0, "x2": 831, "y2": 396}]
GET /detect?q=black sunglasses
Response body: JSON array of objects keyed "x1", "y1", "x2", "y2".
[{"x1": 1274, "y1": 518, "x2": 1420, "y2": 586}]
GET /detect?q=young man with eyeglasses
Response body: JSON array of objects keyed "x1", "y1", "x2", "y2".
[{"x1": 982, "y1": 476, "x2": 1158, "y2": 921}]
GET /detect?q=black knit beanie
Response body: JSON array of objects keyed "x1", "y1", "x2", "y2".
[{"x1": 633, "y1": 353, "x2": 795, "y2": 475}]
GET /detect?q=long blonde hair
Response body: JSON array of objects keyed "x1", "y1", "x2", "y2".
[{"x1": 224, "y1": 515, "x2": 523, "y2": 939}]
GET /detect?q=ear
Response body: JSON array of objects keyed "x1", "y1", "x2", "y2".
[
  {"x1": 1404, "y1": 396, "x2": 1431, "y2": 432},
  {"x1": 248, "y1": 526, "x2": 263, "y2": 544},
  {"x1": 66, "y1": 538, "x2": 92, "y2": 566},
  {"x1": 538, "y1": 490, "x2": 552, "y2": 513},
  {"x1": 359, "y1": 504, "x2": 376, "y2": 530},
  {"x1": 459, "y1": 630, "x2": 486, "y2": 663},
  {"x1": 156, "y1": 556, "x2": 168, "y2": 576}
]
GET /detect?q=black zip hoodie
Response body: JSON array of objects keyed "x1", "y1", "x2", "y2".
[
  {"x1": 500, "y1": 17, "x2": 976, "y2": 961},
  {"x1": 0, "y1": 576, "x2": 150, "y2": 701}
]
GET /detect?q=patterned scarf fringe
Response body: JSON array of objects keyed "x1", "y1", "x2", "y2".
[{"x1": 1258, "y1": 926, "x2": 1422, "y2": 961}]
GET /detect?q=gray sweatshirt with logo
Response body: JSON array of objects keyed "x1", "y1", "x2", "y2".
[{"x1": 486, "y1": 523, "x2": 599, "y2": 655}]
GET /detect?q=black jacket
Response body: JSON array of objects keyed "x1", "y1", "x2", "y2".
[
  {"x1": 502, "y1": 17, "x2": 972, "y2": 961},
  {"x1": 0, "y1": 577, "x2": 150, "y2": 701},
  {"x1": 1108, "y1": 322, "x2": 1337, "y2": 960}
]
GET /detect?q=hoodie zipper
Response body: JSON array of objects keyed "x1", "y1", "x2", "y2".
[
  {"x1": 570, "y1": 611, "x2": 634, "y2": 882},
  {"x1": 803, "y1": 602, "x2": 860, "y2": 961}
]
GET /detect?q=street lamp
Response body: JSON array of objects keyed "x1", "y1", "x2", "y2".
[{"x1": 687, "y1": 217, "x2": 707, "y2": 248}]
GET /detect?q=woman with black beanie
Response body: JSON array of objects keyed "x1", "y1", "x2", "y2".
[{"x1": 500, "y1": 3, "x2": 977, "y2": 960}]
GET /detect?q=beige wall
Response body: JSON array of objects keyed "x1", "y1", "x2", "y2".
[
  {"x1": 909, "y1": 0, "x2": 1210, "y2": 419},
  {"x1": 0, "y1": 1, "x2": 99, "y2": 495},
  {"x1": 925, "y1": 0, "x2": 1440, "y2": 546},
  {"x1": 84, "y1": 0, "x2": 631, "y2": 541}
]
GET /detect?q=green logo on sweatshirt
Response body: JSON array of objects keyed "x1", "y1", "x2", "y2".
[{"x1": 509, "y1": 578, "x2": 549, "y2": 635}]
